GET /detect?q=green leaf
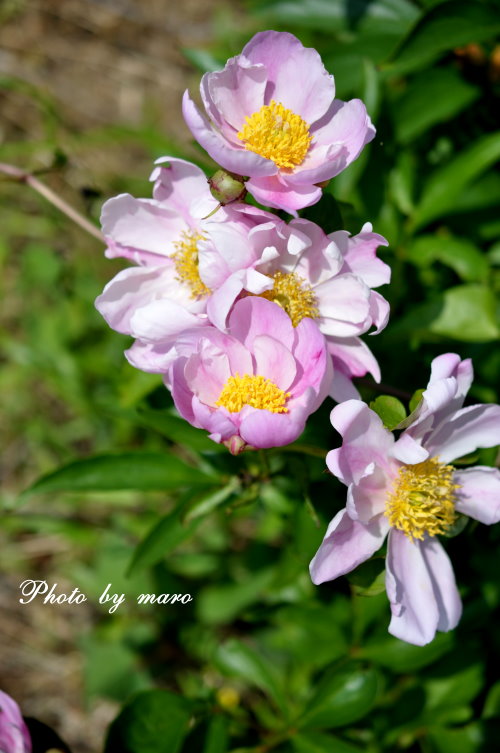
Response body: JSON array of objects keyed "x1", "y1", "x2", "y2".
[
  {"x1": 198, "y1": 568, "x2": 275, "y2": 625},
  {"x1": 425, "y1": 661, "x2": 484, "y2": 710},
  {"x1": 25, "y1": 452, "x2": 219, "y2": 495},
  {"x1": 104, "y1": 690, "x2": 193, "y2": 753},
  {"x1": 406, "y1": 234, "x2": 489, "y2": 282},
  {"x1": 301, "y1": 193, "x2": 343, "y2": 233},
  {"x1": 183, "y1": 478, "x2": 240, "y2": 523},
  {"x1": 409, "y1": 388, "x2": 425, "y2": 415},
  {"x1": 348, "y1": 558, "x2": 386, "y2": 596},
  {"x1": 299, "y1": 664, "x2": 378, "y2": 729},
  {"x1": 393, "y1": 67, "x2": 479, "y2": 145},
  {"x1": 251, "y1": 0, "x2": 418, "y2": 37},
  {"x1": 359, "y1": 631, "x2": 454, "y2": 672},
  {"x1": 127, "y1": 507, "x2": 203, "y2": 576},
  {"x1": 482, "y1": 681, "x2": 500, "y2": 719},
  {"x1": 369, "y1": 395, "x2": 407, "y2": 430},
  {"x1": 412, "y1": 132, "x2": 500, "y2": 230},
  {"x1": 426, "y1": 722, "x2": 485, "y2": 753},
  {"x1": 182, "y1": 48, "x2": 225, "y2": 73},
  {"x1": 216, "y1": 638, "x2": 288, "y2": 713},
  {"x1": 429, "y1": 284, "x2": 499, "y2": 342},
  {"x1": 135, "y1": 407, "x2": 226, "y2": 452},
  {"x1": 292, "y1": 731, "x2": 362, "y2": 753},
  {"x1": 202, "y1": 715, "x2": 229, "y2": 753},
  {"x1": 389, "y1": 1, "x2": 500, "y2": 73}
]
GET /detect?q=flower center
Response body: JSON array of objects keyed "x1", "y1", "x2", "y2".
[
  {"x1": 385, "y1": 458, "x2": 459, "y2": 541},
  {"x1": 172, "y1": 231, "x2": 210, "y2": 299},
  {"x1": 258, "y1": 271, "x2": 319, "y2": 327},
  {"x1": 215, "y1": 373, "x2": 290, "y2": 413},
  {"x1": 237, "y1": 100, "x2": 312, "y2": 169}
]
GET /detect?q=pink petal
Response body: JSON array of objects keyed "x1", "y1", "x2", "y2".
[
  {"x1": 392, "y1": 433, "x2": 429, "y2": 464},
  {"x1": 329, "y1": 369, "x2": 361, "y2": 402},
  {"x1": 310, "y1": 509, "x2": 389, "y2": 585},
  {"x1": 245, "y1": 174, "x2": 322, "y2": 214},
  {"x1": 203, "y1": 56, "x2": 267, "y2": 131},
  {"x1": 253, "y1": 334, "x2": 297, "y2": 391},
  {"x1": 426, "y1": 404, "x2": 500, "y2": 463},
  {"x1": 327, "y1": 400, "x2": 395, "y2": 485},
  {"x1": 0, "y1": 690, "x2": 32, "y2": 753},
  {"x1": 327, "y1": 336, "x2": 381, "y2": 382},
  {"x1": 454, "y1": 466, "x2": 500, "y2": 524},
  {"x1": 386, "y1": 531, "x2": 439, "y2": 646},
  {"x1": 336, "y1": 224, "x2": 390, "y2": 288},
  {"x1": 129, "y1": 299, "x2": 205, "y2": 342},
  {"x1": 182, "y1": 91, "x2": 276, "y2": 177},
  {"x1": 315, "y1": 274, "x2": 371, "y2": 336},
  {"x1": 184, "y1": 341, "x2": 231, "y2": 406},
  {"x1": 368, "y1": 290, "x2": 390, "y2": 334},
  {"x1": 239, "y1": 406, "x2": 305, "y2": 448},
  {"x1": 386, "y1": 531, "x2": 461, "y2": 645},
  {"x1": 96, "y1": 265, "x2": 175, "y2": 335},
  {"x1": 289, "y1": 99, "x2": 375, "y2": 184},
  {"x1": 242, "y1": 31, "x2": 335, "y2": 125},
  {"x1": 228, "y1": 297, "x2": 296, "y2": 351},
  {"x1": 290, "y1": 317, "x2": 330, "y2": 398},
  {"x1": 151, "y1": 157, "x2": 218, "y2": 221},
  {"x1": 125, "y1": 340, "x2": 177, "y2": 374}
]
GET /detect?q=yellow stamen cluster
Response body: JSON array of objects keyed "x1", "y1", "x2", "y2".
[
  {"x1": 215, "y1": 373, "x2": 290, "y2": 414},
  {"x1": 237, "y1": 100, "x2": 312, "y2": 169},
  {"x1": 259, "y1": 271, "x2": 319, "y2": 327},
  {"x1": 172, "y1": 231, "x2": 210, "y2": 299},
  {"x1": 386, "y1": 458, "x2": 460, "y2": 541}
]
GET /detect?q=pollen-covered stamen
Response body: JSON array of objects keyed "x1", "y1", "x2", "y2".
[
  {"x1": 237, "y1": 100, "x2": 312, "y2": 169},
  {"x1": 172, "y1": 230, "x2": 210, "y2": 299},
  {"x1": 386, "y1": 458, "x2": 460, "y2": 541},
  {"x1": 259, "y1": 271, "x2": 319, "y2": 327},
  {"x1": 215, "y1": 373, "x2": 290, "y2": 413}
]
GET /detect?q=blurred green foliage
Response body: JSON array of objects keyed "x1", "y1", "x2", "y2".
[{"x1": 1, "y1": 0, "x2": 500, "y2": 751}]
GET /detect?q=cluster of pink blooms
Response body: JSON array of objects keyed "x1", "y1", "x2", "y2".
[
  {"x1": 96, "y1": 31, "x2": 388, "y2": 452},
  {"x1": 96, "y1": 31, "x2": 500, "y2": 645},
  {"x1": 0, "y1": 690, "x2": 31, "y2": 753}
]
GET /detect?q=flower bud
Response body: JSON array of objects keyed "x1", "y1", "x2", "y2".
[{"x1": 208, "y1": 170, "x2": 247, "y2": 205}]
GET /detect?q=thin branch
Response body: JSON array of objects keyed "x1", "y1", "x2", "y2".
[{"x1": 0, "y1": 162, "x2": 104, "y2": 242}]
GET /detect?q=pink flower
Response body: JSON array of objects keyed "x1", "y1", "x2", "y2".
[
  {"x1": 203, "y1": 217, "x2": 389, "y2": 400},
  {"x1": 310, "y1": 353, "x2": 500, "y2": 646},
  {"x1": 182, "y1": 31, "x2": 374, "y2": 213},
  {"x1": 169, "y1": 297, "x2": 332, "y2": 452},
  {"x1": 95, "y1": 157, "x2": 268, "y2": 373},
  {"x1": 0, "y1": 691, "x2": 32, "y2": 753}
]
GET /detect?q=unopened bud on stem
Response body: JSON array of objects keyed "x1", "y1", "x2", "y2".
[{"x1": 208, "y1": 169, "x2": 247, "y2": 205}]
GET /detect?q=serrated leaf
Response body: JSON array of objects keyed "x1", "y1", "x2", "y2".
[
  {"x1": 104, "y1": 690, "x2": 193, "y2": 753},
  {"x1": 299, "y1": 664, "x2": 378, "y2": 729},
  {"x1": 24, "y1": 452, "x2": 219, "y2": 495},
  {"x1": 370, "y1": 395, "x2": 407, "y2": 430}
]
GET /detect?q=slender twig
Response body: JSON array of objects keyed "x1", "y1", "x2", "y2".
[
  {"x1": 356, "y1": 377, "x2": 412, "y2": 401},
  {"x1": 0, "y1": 162, "x2": 104, "y2": 242}
]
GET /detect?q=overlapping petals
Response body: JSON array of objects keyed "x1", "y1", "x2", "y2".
[
  {"x1": 310, "y1": 354, "x2": 500, "y2": 645},
  {"x1": 96, "y1": 157, "x2": 270, "y2": 373},
  {"x1": 204, "y1": 217, "x2": 389, "y2": 399},
  {"x1": 182, "y1": 31, "x2": 375, "y2": 213},
  {"x1": 0, "y1": 691, "x2": 32, "y2": 753},
  {"x1": 169, "y1": 297, "x2": 332, "y2": 452}
]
